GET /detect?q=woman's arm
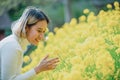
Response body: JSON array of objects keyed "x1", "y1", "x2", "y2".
[{"x1": 1, "y1": 42, "x2": 36, "y2": 80}]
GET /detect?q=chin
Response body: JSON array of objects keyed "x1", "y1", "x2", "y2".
[
  {"x1": 31, "y1": 42, "x2": 38, "y2": 46},
  {"x1": 30, "y1": 40, "x2": 38, "y2": 46}
]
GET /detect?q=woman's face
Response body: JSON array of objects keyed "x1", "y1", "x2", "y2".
[{"x1": 26, "y1": 20, "x2": 48, "y2": 46}]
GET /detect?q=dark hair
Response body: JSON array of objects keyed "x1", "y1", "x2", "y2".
[
  {"x1": 11, "y1": 6, "x2": 50, "y2": 38},
  {"x1": 26, "y1": 7, "x2": 50, "y2": 27}
]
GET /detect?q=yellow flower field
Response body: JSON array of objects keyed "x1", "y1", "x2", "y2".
[{"x1": 22, "y1": 1, "x2": 120, "y2": 80}]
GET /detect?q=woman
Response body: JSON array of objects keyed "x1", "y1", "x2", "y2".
[{"x1": 0, "y1": 6, "x2": 59, "y2": 80}]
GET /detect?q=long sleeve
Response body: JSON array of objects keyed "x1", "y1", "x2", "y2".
[{"x1": 1, "y1": 42, "x2": 36, "y2": 80}]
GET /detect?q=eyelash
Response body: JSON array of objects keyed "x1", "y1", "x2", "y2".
[
  {"x1": 38, "y1": 30, "x2": 42, "y2": 32},
  {"x1": 37, "y1": 30, "x2": 45, "y2": 33}
]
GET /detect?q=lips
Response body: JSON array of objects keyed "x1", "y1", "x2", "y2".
[{"x1": 35, "y1": 39, "x2": 40, "y2": 43}]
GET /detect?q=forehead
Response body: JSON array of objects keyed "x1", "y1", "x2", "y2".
[{"x1": 35, "y1": 20, "x2": 47, "y2": 30}]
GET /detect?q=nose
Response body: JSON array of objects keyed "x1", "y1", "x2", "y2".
[{"x1": 39, "y1": 33, "x2": 44, "y2": 40}]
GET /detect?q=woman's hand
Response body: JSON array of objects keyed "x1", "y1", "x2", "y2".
[{"x1": 34, "y1": 55, "x2": 59, "y2": 74}]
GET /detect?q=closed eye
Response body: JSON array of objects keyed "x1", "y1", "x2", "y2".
[
  {"x1": 37, "y1": 30, "x2": 42, "y2": 33},
  {"x1": 43, "y1": 30, "x2": 46, "y2": 33},
  {"x1": 37, "y1": 28, "x2": 46, "y2": 33},
  {"x1": 37, "y1": 30, "x2": 46, "y2": 33}
]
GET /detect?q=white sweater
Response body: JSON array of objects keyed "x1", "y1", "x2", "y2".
[{"x1": 0, "y1": 34, "x2": 36, "y2": 80}]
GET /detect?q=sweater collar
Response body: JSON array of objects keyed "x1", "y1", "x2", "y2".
[{"x1": 13, "y1": 34, "x2": 30, "y2": 52}]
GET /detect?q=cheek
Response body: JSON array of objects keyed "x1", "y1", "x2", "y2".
[{"x1": 27, "y1": 30, "x2": 38, "y2": 40}]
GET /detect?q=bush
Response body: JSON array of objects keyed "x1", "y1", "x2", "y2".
[{"x1": 22, "y1": 1, "x2": 120, "y2": 80}]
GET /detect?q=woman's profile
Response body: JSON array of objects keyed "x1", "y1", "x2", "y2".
[{"x1": 0, "y1": 6, "x2": 59, "y2": 80}]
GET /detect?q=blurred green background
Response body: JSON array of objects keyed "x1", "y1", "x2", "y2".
[{"x1": 0, "y1": 0, "x2": 120, "y2": 40}]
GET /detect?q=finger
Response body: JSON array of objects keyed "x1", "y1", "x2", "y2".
[
  {"x1": 43, "y1": 54, "x2": 49, "y2": 60},
  {"x1": 46, "y1": 62, "x2": 53, "y2": 66},
  {"x1": 47, "y1": 57, "x2": 59, "y2": 63},
  {"x1": 46, "y1": 60, "x2": 58, "y2": 67},
  {"x1": 52, "y1": 59, "x2": 59, "y2": 63},
  {"x1": 51, "y1": 64, "x2": 57, "y2": 69},
  {"x1": 51, "y1": 59, "x2": 59, "y2": 64},
  {"x1": 47, "y1": 62, "x2": 59, "y2": 67},
  {"x1": 47, "y1": 64, "x2": 57, "y2": 70}
]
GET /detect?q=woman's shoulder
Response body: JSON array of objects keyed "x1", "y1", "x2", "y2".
[{"x1": 0, "y1": 34, "x2": 21, "y2": 50}]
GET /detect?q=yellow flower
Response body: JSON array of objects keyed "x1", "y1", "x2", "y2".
[
  {"x1": 63, "y1": 74, "x2": 72, "y2": 80},
  {"x1": 70, "y1": 70, "x2": 83, "y2": 80},
  {"x1": 83, "y1": 9, "x2": 90, "y2": 14},
  {"x1": 79, "y1": 15, "x2": 86, "y2": 22},
  {"x1": 54, "y1": 27, "x2": 59, "y2": 32},
  {"x1": 107, "y1": 4, "x2": 112, "y2": 9},
  {"x1": 113, "y1": 34, "x2": 120, "y2": 47},
  {"x1": 114, "y1": 1, "x2": 119, "y2": 7},
  {"x1": 69, "y1": 18, "x2": 77, "y2": 26},
  {"x1": 23, "y1": 56, "x2": 30, "y2": 63},
  {"x1": 114, "y1": 1, "x2": 120, "y2": 10},
  {"x1": 22, "y1": 3, "x2": 119, "y2": 79},
  {"x1": 70, "y1": 56, "x2": 81, "y2": 65},
  {"x1": 115, "y1": 48, "x2": 120, "y2": 55},
  {"x1": 87, "y1": 12, "x2": 96, "y2": 22},
  {"x1": 45, "y1": 27, "x2": 49, "y2": 33}
]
